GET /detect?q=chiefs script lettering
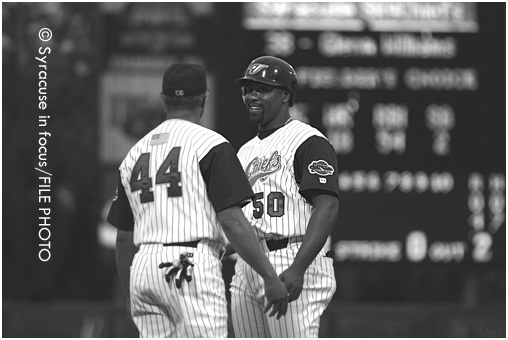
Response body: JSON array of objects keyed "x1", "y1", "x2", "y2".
[{"x1": 245, "y1": 151, "x2": 282, "y2": 186}]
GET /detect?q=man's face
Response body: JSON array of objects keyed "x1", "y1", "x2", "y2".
[{"x1": 241, "y1": 80, "x2": 286, "y2": 126}]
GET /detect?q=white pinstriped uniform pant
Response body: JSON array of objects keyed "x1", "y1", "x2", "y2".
[
  {"x1": 230, "y1": 241, "x2": 336, "y2": 338},
  {"x1": 130, "y1": 240, "x2": 228, "y2": 338}
]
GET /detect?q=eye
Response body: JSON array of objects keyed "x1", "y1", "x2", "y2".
[
  {"x1": 257, "y1": 86, "x2": 274, "y2": 93},
  {"x1": 242, "y1": 84, "x2": 276, "y2": 95},
  {"x1": 242, "y1": 86, "x2": 253, "y2": 95}
]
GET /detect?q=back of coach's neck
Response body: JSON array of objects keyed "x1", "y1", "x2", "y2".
[{"x1": 166, "y1": 108, "x2": 202, "y2": 124}]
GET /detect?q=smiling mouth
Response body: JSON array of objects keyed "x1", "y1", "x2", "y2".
[{"x1": 248, "y1": 103, "x2": 263, "y2": 113}]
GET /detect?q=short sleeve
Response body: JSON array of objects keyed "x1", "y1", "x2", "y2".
[
  {"x1": 107, "y1": 171, "x2": 135, "y2": 231},
  {"x1": 200, "y1": 142, "x2": 254, "y2": 212},
  {"x1": 294, "y1": 136, "x2": 340, "y2": 203}
]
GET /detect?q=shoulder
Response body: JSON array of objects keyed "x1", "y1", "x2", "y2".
[
  {"x1": 121, "y1": 120, "x2": 229, "y2": 167},
  {"x1": 121, "y1": 120, "x2": 167, "y2": 157},
  {"x1": 291, "y1": 120, "x2": 325, "y2": 138},
  {"x1": 285, "y1": 120, "x2": 327, "y2": 148},
  {"x1": 164, "y1": 120, "x2": 229, "y2": 149},
  {"x1": 193, "y1": 121, "x2": 227, "y2": 142},
  {"x1": 238, "y1": 136, "x2": 258, "y2": 152},
  {"x1": 290, "y1": 121, "x2": 334, "y2": 158},
  {"x1": 120, "y1": 130, "x2": 154, "y2": 169},
  {"x1": 175, "y1": 121, "x2": 230, "y2": 159}
]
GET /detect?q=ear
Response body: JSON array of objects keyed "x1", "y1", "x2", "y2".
[
  {"x1": 201, "y1": 92, "x2": 208, "y2": 108},
  {"x1": 282, "y1": 90, "x2": 291, "y2": 105}
]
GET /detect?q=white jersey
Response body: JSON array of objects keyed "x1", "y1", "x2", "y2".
[
  {"x1": 108, "y1": 118, "x2": 254, "y2": 338},
  {"x1": 237, "y1": 119, "x2": 338, "y2": 240},
  {"x1": 118, "y1": 119, "x2": 228, "y2": 246},
  {"x1": 232, "y1": 119, "x2": 339, "y2": 338}
]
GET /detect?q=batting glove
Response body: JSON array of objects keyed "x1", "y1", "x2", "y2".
[{"x1": 159, "y1": 252, "x2": 195, "y2": 289}]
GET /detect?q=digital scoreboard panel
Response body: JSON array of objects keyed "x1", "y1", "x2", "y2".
[{"x1": 241, "y1": 2, "x2": 505, "y2": 266}]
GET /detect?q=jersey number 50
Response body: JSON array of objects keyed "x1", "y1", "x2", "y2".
[
  {"x1": 253, "y1": 192, "x2": 285, "y2": 218},
  {"x1": 130, "y1": 147, "x2": 182, "y2": 203}
]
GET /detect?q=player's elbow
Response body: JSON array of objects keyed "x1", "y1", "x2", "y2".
[
  {"x1": 217, "y1": 205, "x2": 252, "y2": 240},
  {"x1": 217, "y1": 206, "x2": 241, "y2": 231},
  {"x1": 116, "y1": 229, "x2": 132, "y2": 244},
  {"x1": 313, "y1": 195, "x2": 339, "y2": 222},
  {"x1": 116, "y1": 230, "x2": 136, "y2": 252}
]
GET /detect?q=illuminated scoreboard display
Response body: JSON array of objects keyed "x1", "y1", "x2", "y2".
[{"x1": 241, "y1": 3, "x2": 505, "y2": 265}]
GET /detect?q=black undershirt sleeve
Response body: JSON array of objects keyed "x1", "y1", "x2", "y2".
[
  {"x1": 294, "y1": 136, "x2": 340, "y2": 204},
  {"x1": 199, "y1": 142, "x2": 255, "y2": 212},
  {"x1": 107, "y1": 171, "x2": 135, "y2": 231}
]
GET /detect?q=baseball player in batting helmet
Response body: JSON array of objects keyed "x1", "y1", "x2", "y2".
[
  {"x1": 107, "y1": 62, "x2": 288, "y2": 337},
  {"x1": 229, "y1": 56, "x2": 340, "y2": 337}
]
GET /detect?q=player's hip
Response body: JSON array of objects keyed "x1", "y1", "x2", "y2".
[
  {"x1": 232, "y1": 241, "x2": 336, "y2": 293},
  {"x1": 231, "y1": 258, "x2": 336, "y2": 313},
  {"x1": 130, "y1": 239, "x2": 226, "y2": 296},
  {"x1": 136, "y1": 238, "x2": 226, "y2": 259},
  {"x1": 130, "y1": 241, "x2": 228, "y2": 315}
]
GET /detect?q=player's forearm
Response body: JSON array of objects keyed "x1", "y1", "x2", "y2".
[
  {"x1": 218, "y1": 207, "x2": 279, "y2": 281},
  {"x1": 115, "y1": 230, "x2": 138, "y2": 301},
  {"x1": 292, "y1": 195, "x2": 339, "y2": 273}
]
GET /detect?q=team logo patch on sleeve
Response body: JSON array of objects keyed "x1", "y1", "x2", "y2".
[{"x1": 308, "y1": 160, "x2": 334, "y2": 176}]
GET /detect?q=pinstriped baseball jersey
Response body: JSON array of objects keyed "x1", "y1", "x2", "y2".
[
  {"x1": 107, "y1": 118, "x2": 254, "y2": 338},
  {"x1": 231, "y1": 118, "x2": 339, "y2": 338},
  {"x1": 109, "y1": 119, "x2": 251, "y2": 247},
  {"x1": 237, "y1": 119, "x2": 339, "y2": 240}
]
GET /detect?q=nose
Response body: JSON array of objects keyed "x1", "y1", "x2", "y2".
[
  {"x1": 250, "y1": 91, "x2": 260, "y2": 99},
  {"x1": 244, "y1": 88, "x2": 260, "y2": 100},
  {"x1": 243, "y1": 87, "x2": 260, "y2": 99}
]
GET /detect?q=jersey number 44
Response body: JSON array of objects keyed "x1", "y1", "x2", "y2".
[{"x1": 130, "y1": 147, "x2": 182, "y2": 203}]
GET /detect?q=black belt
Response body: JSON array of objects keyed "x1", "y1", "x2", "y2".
[
  {"x1": 265, "y1": 237, "x2": 335, "y2": 258},
  {"x1": 266, "y1": 238, "x2": 290, "y2": 251},
  {"x1": 163, "y1": 241, "x2": 199, "y2": 248}
]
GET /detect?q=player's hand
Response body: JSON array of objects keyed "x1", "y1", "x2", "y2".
[
  {"x1": 262, "y1": 276, "x2": 288, "y2": 319},
  {"x1": 279, "y1": 265, "x2": 305, "y2": 302}
]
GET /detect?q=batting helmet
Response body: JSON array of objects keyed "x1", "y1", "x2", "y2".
[{"x1": 237, "y1": 56, "x2": 297, "y2": 106}]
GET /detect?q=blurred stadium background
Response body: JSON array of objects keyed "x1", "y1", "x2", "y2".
[{"x1": 2, "y1": 2, "x2": 505, "y2": 337}]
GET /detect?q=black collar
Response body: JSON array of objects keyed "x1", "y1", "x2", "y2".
[
  {"x1": 258, "y1": 127, "x2": 279, "y2": 140},
  {"x1": 257, "y1": 118, "x2": 293, "y2": 140}
]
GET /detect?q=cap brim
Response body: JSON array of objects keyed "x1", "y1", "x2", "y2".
[{"x1": 235, "y1": 77, "x2": 281, "y2": 87}]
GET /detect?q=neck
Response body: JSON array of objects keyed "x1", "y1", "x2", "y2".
[
  {"x1": 166, "y1": 108, "x2": 202, "y2": 124},
  {"x1": 258, "y1": 112, "x2": 291, "y2": 132}
]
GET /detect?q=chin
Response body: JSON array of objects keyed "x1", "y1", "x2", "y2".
[
  {"x1": 248, "y1": 116, "x2": 259, "y2": 125},
  {"x1": 248, "y1": 112, "x2": 263, "y2": 125}
]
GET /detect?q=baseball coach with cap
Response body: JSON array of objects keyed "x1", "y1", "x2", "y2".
[{"x1": 107, "y1": 62, "x2": 288, "y2": 337}]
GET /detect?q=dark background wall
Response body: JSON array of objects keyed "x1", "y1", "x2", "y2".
[{"x1": 2, "y1": 2, "x2": 505, "y2": 337}]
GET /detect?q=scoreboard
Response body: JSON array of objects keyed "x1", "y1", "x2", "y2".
[{"x1": 240, "y1": 2, "x2": 505, "y2": 266}]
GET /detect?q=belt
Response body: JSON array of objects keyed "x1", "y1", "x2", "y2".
[
  {"x1": 161, "y1": 240, "x2": 226, "y2": 260},
  {"x1": 264, "y1": 237, "x2": 335, "y2": 258},
  {"x1": 266, "y1": 238, "x2": 291, "y2": 251},
  {"x1": 163, "y1": 241, "x2": 199, "y2": 248},
  {"x1": 264, "y1": 236, "x2": 304, "y2": 252}
]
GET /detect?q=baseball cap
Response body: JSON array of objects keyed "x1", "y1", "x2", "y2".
[{"x1": 162, "y1": 63, "x2": 207, "y2": 97}]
